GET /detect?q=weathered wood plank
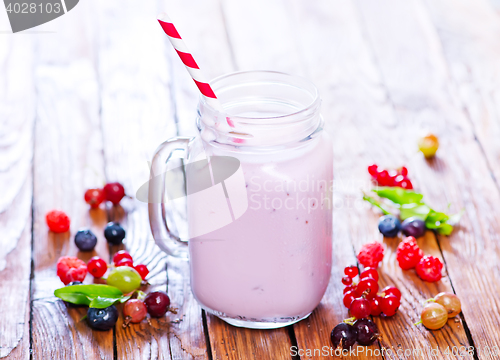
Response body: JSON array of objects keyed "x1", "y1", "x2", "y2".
[
  {"x1": 282, "y1": 0, "x2": 471, "y2": 358},
  {"x1": 0, "y1": 32, "x2": 34, "y2": 359},
  {"x1": 30, "y1": 2, "x2": 112, "y2": 358},
  {"x1": 97, "y1": 0, "x2": 208, "y2": 358},
  {"x1": 352, "y1": 0, "x2": 500, "y2": 358}
]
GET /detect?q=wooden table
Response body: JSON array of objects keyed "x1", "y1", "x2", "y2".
[{"x1": 2, "y1": 0, "x2": 500, "y2": 359}]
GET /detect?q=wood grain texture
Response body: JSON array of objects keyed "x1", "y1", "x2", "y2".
[
  {"x1": 0, "y1": 33, "x2": 34, "y2": 359},
  {"x1": 353, "y1": 1, "x2": 500, "y2": 359},
  {"x1": 97, "y1": 0, "x2": 208, "y2": 358},
  {"x1": 30, "y1": 1, "x2": 112, "y2": 358}
]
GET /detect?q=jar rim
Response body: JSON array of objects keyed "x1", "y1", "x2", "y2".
[{"x1": 199, "y1": 70, "x2": 320, "y2": 123}]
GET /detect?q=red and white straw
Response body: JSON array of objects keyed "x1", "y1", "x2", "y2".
[{"x1": 157, "y1": 13, "x2": 223, "y2": 112}]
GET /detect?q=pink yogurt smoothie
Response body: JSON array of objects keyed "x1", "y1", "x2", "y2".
[{"x1": 188, "y1": 132, "x2": 333, "y2": 321}]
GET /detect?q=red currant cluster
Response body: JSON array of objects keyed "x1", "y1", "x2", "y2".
[
  {"x1": 342, "y1": 266, "x2": 401, "y2": 319},
  {"x1": 56, "y1": 251, "x2": 149, "y2": 285},
  {"x1": 368, "y1": 164, "x2": 413, "y2": 189},
  {"x1": 84, "y1": 182, "x2": 125, "y2": 208},
  {"x1": 396, "y1": 236, "x2": 443, "y2": 282}
]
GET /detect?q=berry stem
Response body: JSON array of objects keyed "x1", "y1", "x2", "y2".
[
  {"x1": 424, "y1": 298, "x2": 436, "y2": 303},
  {"x1": 342, "y1": 317, "x2": 356, "y2": 326},
  {"x1": 414, "y1": 320, "x2": 423, "y2": 326}
]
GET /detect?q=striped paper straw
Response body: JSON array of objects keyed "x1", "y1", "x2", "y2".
[{"x1": 157, "y1": 13, "x2": 224, "y2": 112}]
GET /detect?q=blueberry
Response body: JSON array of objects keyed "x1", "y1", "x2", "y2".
[
  {"x1": 87, "y1": 305, "x2": 118, "y2": 331},
  {"x1": 104, "y1": 222, "x2": 126, "y2": 245},
  {"x1": 401, "y1": 217, "x2": 426, "y2": 238},
  {"x1": 75, "y1": 229, "x2": 97, "y2": 251},
  {"x1": 378, "y1": 215, "x2": 401, "y2": 237}
]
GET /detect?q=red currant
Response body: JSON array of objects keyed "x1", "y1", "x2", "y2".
[
  {"x1": 359, "y1": 268, "x2": 379, "y2": 282},
  {"x1": 134, "y1": 264, "x2": 149, "y2": 280},
  {"x1": 343, "y1": 285, "x2": 356, "y2": 294},
  {"x1": 343, "y1": 291, "x2": 357, "y2": 308},
  {"x1": 115, "y1": 258, "x2": 134, "y2": 268},
  {"x1": 87, "y1": 256, "x2": 107, "y2": 278},
  {"x1": 380, "y1": 294, "x2": 400, "y2": 316},
  {"x1": 397, "y1": 177, "x2": 413, "y2": 190},
  {"x1": 368, "y1": 164, "x2": 378, "y2": 176},
  {"x1": 370, "y1": 296, "x2": 382, "y2": 316},
  {"x1": 84, "y1": 188, "x2": 105, "y2": 208},
  {"x1": 416, "y1": 255, "x2": 443, "y2": 282},
  {"x1": 398, "y1": 166, "x2": 408, "y2": 176},
  {"x1": 357, "y1": 242, "x2": 384, "y2": 268},
  {"x1": 344, "y1": 265, "x2": 359, "y2": 278},
  {"x1": 357, "y1": 278, "x2": 379, "y2": 299},
  {"x1": 381, "y1": 286, "x2": 401, "y2": 300},
  {"x1": 376, "y1": 170, "x2": 390, "y2": 186},
  {"x1": 342, "y1": 276, "x2": 353, "y2": 286},
  {"x1": 113, "y1": 250, "x2": 133, "y2": 264},
  {"x1": 350, "y1": 298, "x2": 371, "y2": 319},
  {"x1": 103, "y1": 182, "x2": 125, "y2": 205},
  {"x1": 396, "y1": 236, "x2": 423, "y2": 270},
  {"x1": 46, "y1": 210, "x2": 71, "y2": 233}
]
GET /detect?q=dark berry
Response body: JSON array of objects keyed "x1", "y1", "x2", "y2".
[
  {"x1": 84, "y1": 188, "x2": 105, "y2": 208},
  {"x1": 87, "y1": 305, "x2": 118, "y2": 331},
  {"x1": 103, "y1": 182, "x2": 125, "y2": 205},
  {"x1": 74, "y1": 229, "x2": 97, "y2": 252},
  {"x1": 357, "y1": 242, "x2": 384, "y2": 268},
  {"x1": 350, "y1": 298, "x2": 371, "y2": 319},
  {"x1": 378, "y1": 215, "x2": 401, "y2": 237},
  {"x1": 401, "y1": 217, "x2": 426, "y2": 238},
  {"x1": 87, "y1": 256, "x2": 107, "y2": 278},
  {"x1": 344, "y1": 265, "x2": 358, "y2": 278},
  {"x1": 113, "y1": 250, "x2": 133, "y2": 264},
  {"x1": 144, "y1": 291, "x2": 170, "y2": 317},
  {"x1": 359, "y1": 268, "x2": 379, "y2": 282},
  {"x1": 331, "y1": 323, "x2": 357, "y2": 350},
  {"x1": 342, "y1": 276, "x2": 353, "y2": 286},
  {"x1": 67, "y1": 281, "x2": 82, "y2": 286},
  {"x1": 416, "y1": 255, "x2": 443, "y2": 282},
  {"x1": 396, "y1": 236, "x2": 423, "y2": 270},
  {"x1": 46, "y1": 210, "x2": 71, "y2": 233},
  {"x1": 353, "y1": 318, "x2": 380, "y2": 345},
  {"x1": 104, "y1": 222, "x2": 126, "y2": 245}
]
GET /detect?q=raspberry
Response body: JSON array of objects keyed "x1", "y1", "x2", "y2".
[
  {"x1": 46, "y1": 210, "x2": 71, "y2": 233},
  {"x1": 57, "y1": 256, "x2": 87, "y2": 285},
  {"x1": 357, "y1": 241, "x2": 384, "y2": 268},
  {"x1": 416, "y1": 255, "x2": 443, "y2": 282},
  {"x1": 396, "y1": 236, "x2": 424, "y2": 270}
]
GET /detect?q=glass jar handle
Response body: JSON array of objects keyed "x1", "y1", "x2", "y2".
[{"x1": 148, "y1": 137, "x2": 192, "y2": 258}]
